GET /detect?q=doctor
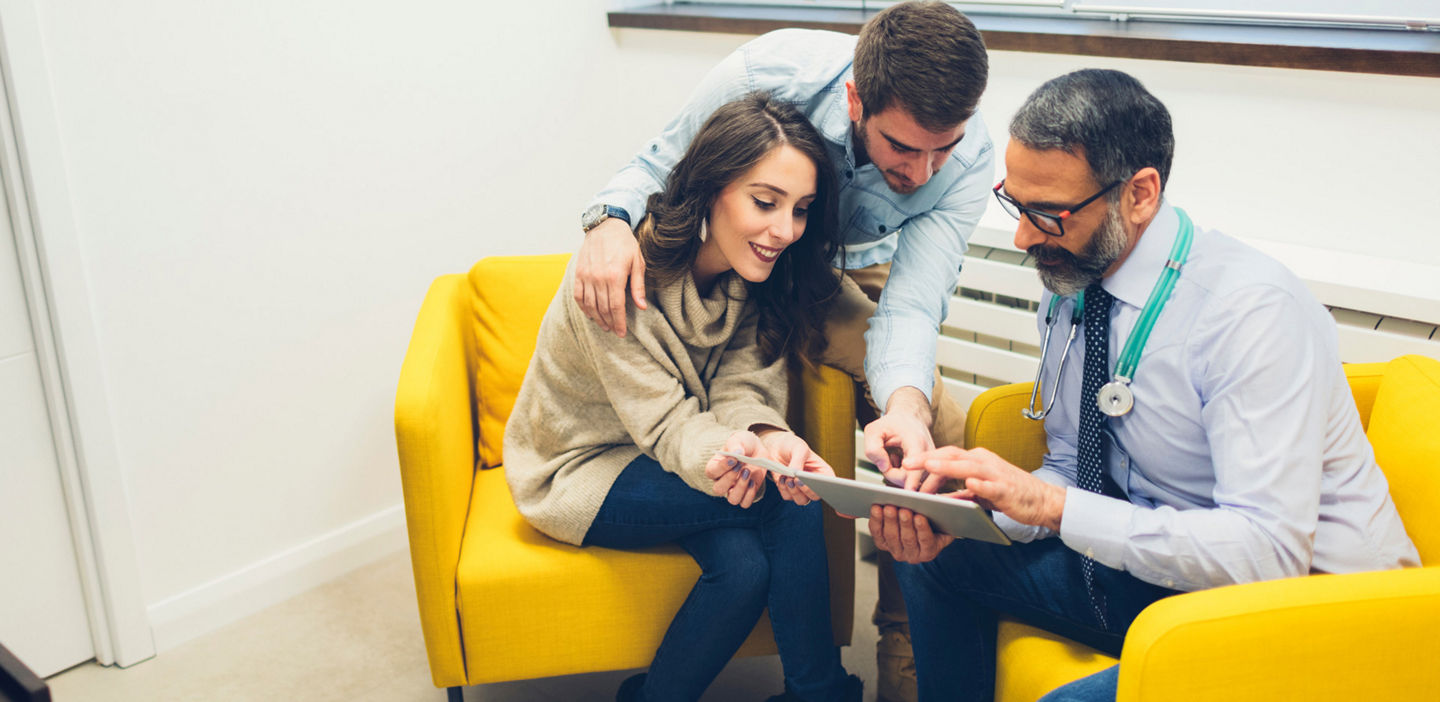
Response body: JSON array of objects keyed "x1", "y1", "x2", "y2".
[{"x1": 869, "y1": 69, "x2": 1419, "y2": 702}]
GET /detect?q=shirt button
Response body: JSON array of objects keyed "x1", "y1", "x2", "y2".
[
  {"x1": 879, "y1": 225, "x2": 887, "y2": 233},
  {"x1": 845, "y1": 169, "x2": 853, "y2": 178},
  {"x1": 650, "y1": 144, "x2": 659, "y2": 153},
  {"x1": 1165, "y1": 579, "x2": 1175, "y2": 588}
]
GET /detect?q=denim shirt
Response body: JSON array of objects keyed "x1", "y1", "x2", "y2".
[{"x1": 591, "y1": 29, "x2": 995, "y2": 411}]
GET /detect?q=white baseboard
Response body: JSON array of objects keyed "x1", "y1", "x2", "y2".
[{"x1": 145, "y1": 504, "x2": 409, "y2": 653}]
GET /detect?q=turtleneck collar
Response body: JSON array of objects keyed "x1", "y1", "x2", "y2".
[{"x1": 654, "y1": 269, "x2": 751, "y2": 347}]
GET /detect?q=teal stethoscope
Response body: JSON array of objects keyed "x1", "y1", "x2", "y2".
[{"x1": 1022, "y1": 208, "x2": 1194, "y2": 420}]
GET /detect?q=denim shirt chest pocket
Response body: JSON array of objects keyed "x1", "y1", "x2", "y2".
[
  {"x1": 842, "y1": 200, "x2": 905, "y2": 238},
  {"x1": 836, "y1": 179, "x2": 908, "y2": 260}
]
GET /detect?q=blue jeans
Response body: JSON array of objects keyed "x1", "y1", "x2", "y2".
[
  {"x1": 894, "y1": 537, "x2": 1179, "y2": 702},
  {"x1": 583, "y1": 455, "x2": 848, "y2": 702}
]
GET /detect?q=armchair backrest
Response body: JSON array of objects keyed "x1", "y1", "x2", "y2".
[
  {"x1": 468, "y1": 254, "x2": 571, "y2": 469},
  {"x1": 1363, "y1": 355, "x2": 1440, "y2": 565},
  {"x1": 964, "y1": 383, "x2": 1047, "y2": 471}
]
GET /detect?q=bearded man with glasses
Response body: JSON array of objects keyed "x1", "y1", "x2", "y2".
[{"x1": 867, "y1": 69, "x2": 1418, "y2": 702}]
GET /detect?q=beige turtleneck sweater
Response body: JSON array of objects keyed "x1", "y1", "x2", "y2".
[{"x1": 503, "y1": 258, "x2": 790, "y2": 546}]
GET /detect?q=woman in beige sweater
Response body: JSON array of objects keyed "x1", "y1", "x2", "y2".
[{"x1": 504, "y1": 93, "x2": 861, "y2": 702}]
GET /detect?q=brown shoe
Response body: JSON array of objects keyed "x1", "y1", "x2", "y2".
[{"x1": 875, "y1": 629, "x2": 917, "y2": 702}]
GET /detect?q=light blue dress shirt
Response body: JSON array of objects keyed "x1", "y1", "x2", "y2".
[
  {"x1": 996, "y1": 203, "x2": 1419, "y2": 592},
  {"x1": 591, "y1": 29, "x2": 995, "y2": 411}
]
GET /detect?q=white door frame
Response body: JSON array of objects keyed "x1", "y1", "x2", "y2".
[{"x1": 0, "y1": 0, "x2": 154, "y2": 667}]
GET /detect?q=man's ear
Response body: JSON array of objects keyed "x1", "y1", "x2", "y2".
[
  {"x1": 845, "y1": 80, "x2": 864, "y2": 123},
  {"x1": 1125, "y1": 167, "x2": 1163, "y2": 226}
]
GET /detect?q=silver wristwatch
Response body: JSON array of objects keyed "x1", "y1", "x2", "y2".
[{"x1": 581, "y1": 204, "x2": 631, "y2": 233}]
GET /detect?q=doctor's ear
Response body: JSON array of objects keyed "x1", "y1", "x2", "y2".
[{"x1": 1123, "y1": 167, "x2": 1163, "y2": 226}]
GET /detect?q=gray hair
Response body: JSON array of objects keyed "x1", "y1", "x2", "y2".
[{"x1": 1009, "y1": 69, "x2": 1174, "y2": 196}]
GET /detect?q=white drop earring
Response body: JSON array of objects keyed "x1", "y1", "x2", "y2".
[{"x1": 699, "y1": 219, "x2": 709, "y2": 242}]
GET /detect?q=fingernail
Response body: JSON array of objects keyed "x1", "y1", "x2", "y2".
[
  {"x1": 740, "y1": 468, "x2": 750, "y2": 480},
  {"x1": 727, "y1": 458, "x2": 736, "y2": 467}
]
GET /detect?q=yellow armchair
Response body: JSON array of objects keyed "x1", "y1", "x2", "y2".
[
  {"x1": 394, "y1": 255, "x2": 857, "y2": 699},
  {"x1": 969, "y1": 355, "x2": 1440, "y2": 701}
]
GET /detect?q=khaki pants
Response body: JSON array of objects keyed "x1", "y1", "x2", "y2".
[
  {"x1": 819, "y1": 262, "x2": 966, "y2": 702},
  {"x1": 818, "y1": 262, "x2": 967, "y2": 447}
]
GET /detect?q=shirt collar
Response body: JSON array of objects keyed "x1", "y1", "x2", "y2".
[
  {"x1": 818, "y1": 69, "x2": 858, "y2": 166},
  {"x1": 1102, "y1": 200, "x2": 1176, "y2": 310}
]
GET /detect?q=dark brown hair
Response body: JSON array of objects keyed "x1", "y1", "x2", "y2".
[
  {"x1": 638, "y1": 92, "x2": 841, "y2": 366},
  {"x1": 854, "y1": 1, "x2": 989, "y2": 131}
]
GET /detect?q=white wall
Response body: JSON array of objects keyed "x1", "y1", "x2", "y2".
[
  {"x1": 28, "y1": 0, "x2": 747, "y2": 650},
  {"x1": 22, "y1": 1, "x2": 1439, "y2": 651}
]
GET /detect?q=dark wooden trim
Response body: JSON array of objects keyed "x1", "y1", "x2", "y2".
[{"x1": 608, "y1": 4, "x2": 1440, "y2": 78}]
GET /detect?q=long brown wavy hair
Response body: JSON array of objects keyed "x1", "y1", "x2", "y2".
[{"x1": 637, "y1": 92, "x2": 842, "y2": 367}]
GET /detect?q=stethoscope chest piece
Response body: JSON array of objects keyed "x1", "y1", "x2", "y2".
[{"x1": 1097, "y1": 380, "x2": 1134, "y2": 417}]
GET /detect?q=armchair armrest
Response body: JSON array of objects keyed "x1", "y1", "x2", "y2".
[
  {"x1": 394, "y1": 274, "x2": 477, "y2": 687},
  {"x1": 797, "y1": 363, "x2": 856, "y2": 480},
  {"x1": 1118, "y1": 566, "x2": 1440, "y2": 701},
  {"x1": 794, "y1": 362, "x2": 857, "y2": 645}
]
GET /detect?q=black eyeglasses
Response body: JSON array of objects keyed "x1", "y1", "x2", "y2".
[{"x1": 992, "y1": 178, "x2": 1122, "y2": 237}]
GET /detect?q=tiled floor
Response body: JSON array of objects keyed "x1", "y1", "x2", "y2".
[{"x1": 48, "y1": 546, "x2": 882, "y2": 701}]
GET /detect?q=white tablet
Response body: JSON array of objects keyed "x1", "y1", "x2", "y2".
[{"x1": 718, "y1": 452, "x2": 1012, "y2": 546}]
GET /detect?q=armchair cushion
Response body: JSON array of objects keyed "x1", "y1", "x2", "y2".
[
  {"x1": 455, "y1": 465, "x2": 777, "y2": 684},
  {"x1": 994, "y1": 620, "x2": 1115, "y2": 702}
]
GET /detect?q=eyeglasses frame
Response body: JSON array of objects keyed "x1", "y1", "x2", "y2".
[{"x1": 992, "y1": 178, "x2": 1123, "y2": 238}]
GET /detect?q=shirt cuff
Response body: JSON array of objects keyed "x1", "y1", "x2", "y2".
[
  {"x1": 590, "y1": 190, "x2": 649, "y2": 230},
  {"x1": 1058, "y1": 487, "x2": 1134, "y2": 571},
  {"x1": 868, "y1": 365, "x2": 936, "y2": 415},
  {"x1": 994, "y1": 512, "x2": 1052, "y2": 543}
]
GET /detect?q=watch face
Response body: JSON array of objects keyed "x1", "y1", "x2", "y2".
[{"x1": 582, "y1": 204, "x2": 606, "y2": 229}]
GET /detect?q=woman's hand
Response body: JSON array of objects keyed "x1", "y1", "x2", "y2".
[
  {"x1": 757, "y1": 430, "x2": 832, "y2": 506},
  {"x1": 704, "y1": 431, "x2": 766, "y2": 508}
]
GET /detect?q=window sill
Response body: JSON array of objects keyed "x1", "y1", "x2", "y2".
[{"x1": 608, "y1": 3, "x2": 1440, "y2": 78}]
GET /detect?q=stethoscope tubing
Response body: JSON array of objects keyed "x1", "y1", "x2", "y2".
[{"x1": 1022, "y1": 207, "x2": 1194, "y2": 420}]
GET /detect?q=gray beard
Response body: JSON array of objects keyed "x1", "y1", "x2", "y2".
[{"x1": 1032, "y1": 204, "x2": 1128, "y2": 297}]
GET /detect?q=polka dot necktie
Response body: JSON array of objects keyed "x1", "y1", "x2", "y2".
[{"x1": 1078, "y1": 283, "x2": 1119, "y2": 629}]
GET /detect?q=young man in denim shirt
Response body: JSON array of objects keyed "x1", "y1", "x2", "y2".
[{"x1": 572, "y1": 4, "x2": 992, "y2": 699}]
